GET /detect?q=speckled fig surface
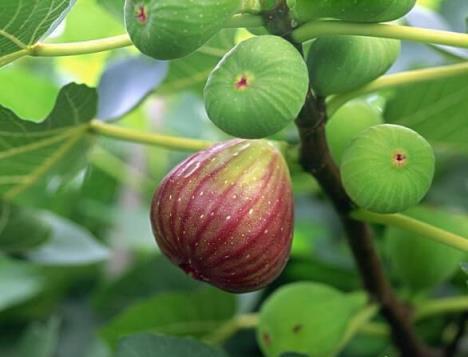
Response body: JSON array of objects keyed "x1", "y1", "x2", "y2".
[
  {"x1": 124, "y1": 0, "x2": 240, "y2": 60},
  {"x1": 150, "y1": 139, "x2": 294, "y2": 293},
  {"x1": 204, "y1": 35, "x2": 309, "y2": 138},
  {"x1": 341, "y1": 124, "x2": 435, "y2": 213}
]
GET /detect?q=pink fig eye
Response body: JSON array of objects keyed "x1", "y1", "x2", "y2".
[
  {"x1": 393, "y1": 151, "x2": 407, "y2": 167},
  {"x1": 135, "y1": 5, "x2": 148, "y2": 24},
  {"x1": 235, "y1": 75, "x2": 249, "y2": 90}
]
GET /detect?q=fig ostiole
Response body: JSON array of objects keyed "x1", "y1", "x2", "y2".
[
  {"x1": 288, "y1": 0, "x2": 416, "y2": 24},
  {"x1": 204, "y1": 35, "x2": 309, "y2": 139},
  {"x1": 124, "y1": 0, "x2": 240, "y2": 60},
  {"x1": 341, "y1": 124, "x2": 435, "y2": 214},
  {"x1": 150, "y1": 139, "x2": 294, "y2": 293},
  {"x1": 307, "y1": 36, "x2": 400, "y2": 96}
]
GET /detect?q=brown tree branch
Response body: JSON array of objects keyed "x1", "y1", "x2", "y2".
[
  {"x1": 261, "y1": 2, "x2": 438, "y2": 355},
  {"x1": 296, "y1": 92, "x2": 434, "y2": 357}
]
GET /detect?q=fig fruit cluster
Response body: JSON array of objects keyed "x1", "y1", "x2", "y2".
[
  {"x1": 150, "y1": 140, "x2": 294, "y2": 293},
  {"x1": 138, "y1": 0, "x2": 437, "y2": 293}
]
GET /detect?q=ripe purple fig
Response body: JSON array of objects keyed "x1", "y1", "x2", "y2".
[{"x1": 150, "y1": 139, "x2": 294, "y2": 293}]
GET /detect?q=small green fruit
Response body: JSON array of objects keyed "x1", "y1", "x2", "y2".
[
  {"x1": 307, "y1": 36, "x2": 400, "y2": 96},
  {"x1": 124, "y1": 0, "x2": 240, "y2": 60},
  {"x1": 257, "y1": 282, "x2": 365, "y2": 357},
  {"x1": 385, "y1": 206, "x2": 467, "y2": 291},
  {"x1": 288, "y1": 0, "x2": 416, "y2": 24},
  {"x1": 204, "y1": 35, "x2": 309, "y2": 139},
  {"x1": 341, "y1": 124, "x2": 435, "y2": 214},
  {"x1": 326, "y1": 100, "x2": 383, "y2": 164}
]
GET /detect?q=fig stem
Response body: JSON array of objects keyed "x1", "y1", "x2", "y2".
[
  {"x1": 292, "y1": 20, "x2": 468, "y2": 49},
  {"x1": 353, "y1": 209, "x2": 468, "y2": 253},
  {"x1": 29, "y1": 34, "x2": 133, "y2": 57},
  {"x1": 203, "y1": 313, "x2": 259, "y2": 345},
  {"x1": 336, "y1": 304, "x2": 379, "y2": 352},
  {"x1": 89, "y1": 120, "x2": 213, "y2": 152},
  {"x1": 327, "y1": 61, "x2": 468, "y2": 116},
  {"x1": 415, "y1": 296, "x2": 468, "y2": 321}
]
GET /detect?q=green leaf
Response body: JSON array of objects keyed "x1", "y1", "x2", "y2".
[
  {"x1": 25, "y1": 212, "x2": 109, "y2": 266},
  {"x1": 0, "y1": 83, "x2": 97, "y2": 200},
  {"x1": 384, "y1": 74, "x2": 468, "y2": 149},
  {"x1": 97, "y1": 0, "x2": 125, "y2": 21},
  {"x1": 100, "y1": 288, "x2": 236, "y2": 347},
  {"x1": 0, "y1": 201, "x2": 51, "y2": 253},
  {"x1": 0, "y1": 256, "x2": 44, "y2": 311},
  {"x1": 116, "y1": 334, "x2": 227, "y2": 357},
  {"x1": 93, "y1": 255, "x2": 199, "y2": 317},
  {"x1": 158, "y1": 29, "x2": 237, "y2": 95},
  {"x1": 0, "y1": 66, "x2": 59, "y2": 121},
  {"x1": 0, "y1": 0, "x2": 76, "y2": 67},
  {"x1": 16, "y1": 317, "x2": 60, "y2": 357}
]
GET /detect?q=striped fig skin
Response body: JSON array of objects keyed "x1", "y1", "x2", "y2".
[{"x1": 150, "y1": 139, "x2": 294, "y2": 293}]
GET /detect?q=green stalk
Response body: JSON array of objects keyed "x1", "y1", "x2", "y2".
[
  {"x1": 292, "y1": 20, "x2": 468, "y2": 48},
  {"x1": 416, "y1": 297, "x2": 468, "y2": 321},
  {"x1": 327, "y1": 61, "x2": 468, "y2": 116},
  {"x1": 204, "y1": 314, "x2": 259, "y2": 345},
  {"x1": 29, "y1": 34, "x2": 133, "y2": 57},
  {"x1": 352, "y1": 210, "x2": 468, "y2": 253},
  {"x1": 336, "y1": 304, "x2": 379, "y2": 351},
  {"x1": 89, "y1": 120, "x2": 214, "y2": 152}
]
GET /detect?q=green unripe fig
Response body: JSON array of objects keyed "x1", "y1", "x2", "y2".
[
  {"x1": 257, "y1": 282, "x2": 365, "y2": 357},
  {"x1": 341, "y1": 124, "x2": 435, "y2": 214},
  {"x1": 204, "y1": 35, "x2": 309, "y2": 139},
  {"x1": 385, "y1": 206, "x2": 467, "y2": 291},
  {"x1": 326, "y1": 100, "x2": 383, "y2": 164},
  {"x1": 287, "y1": 0, "x2": 416, "y2": 24},
  {"x1": 307, "y1": 36, "x2": 400, "y2": 96},
  {"x1": 124, "y1": 0, "x2": 240, "y2": 60}
]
